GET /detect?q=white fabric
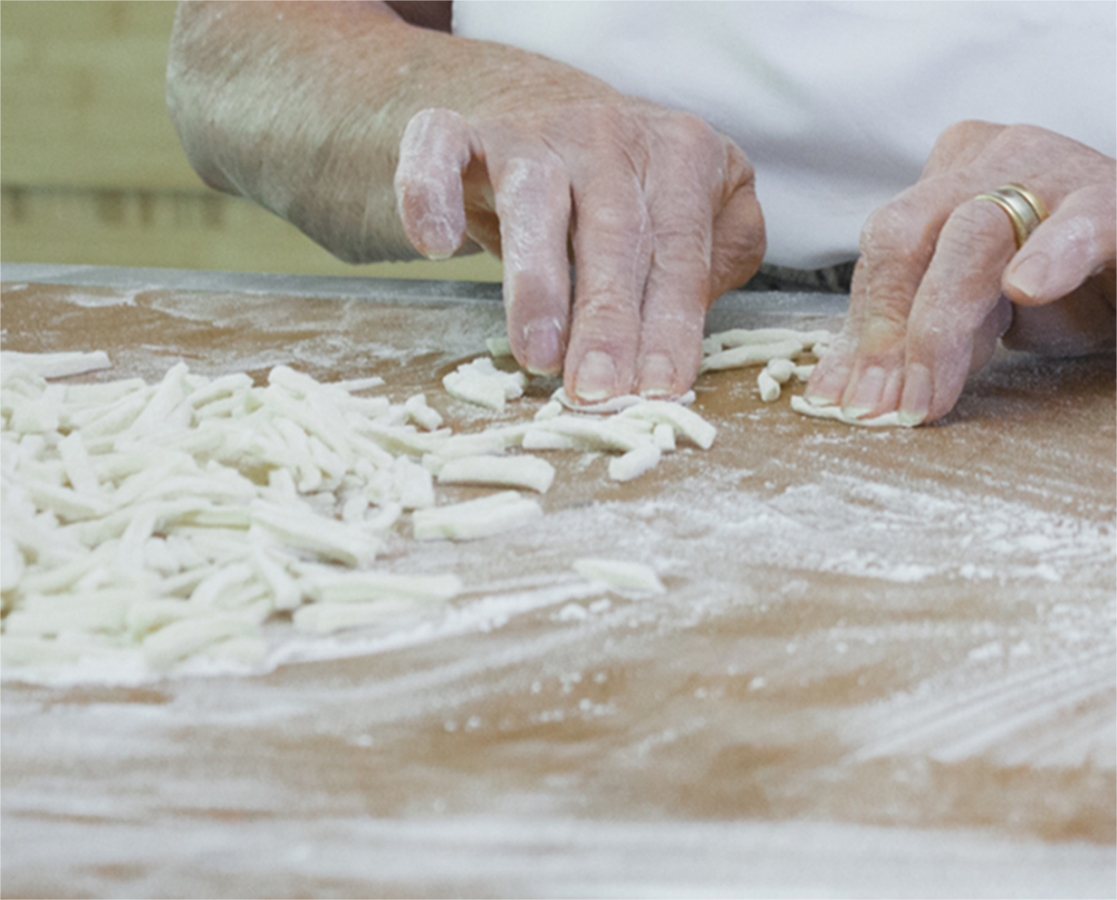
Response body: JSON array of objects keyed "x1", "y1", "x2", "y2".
[{"x1": 453, "y1": 1, "x2": 1116, "y2": 269}]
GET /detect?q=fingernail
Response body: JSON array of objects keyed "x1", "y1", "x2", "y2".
[
  {"x1": 420, "y1": 217, "x2": 456, "y2": 260},
  {"x1": 804, "y1": 363, "x2": 847, "y2": 408},
  {"x1": 573, "y1": 351, "x2": 617, "y2": 402},
  {"x1": 1005, "y1": 252, "x2": 1048, "y2": 300},
  {"x1": 843, "y1": 366, "x2": 886, "y2": 419},
  {"x1": 523, "y1": 319, "x2": 562, "y2": 376},
  {"x1": 898, "y1": 363, "x2": 932, "y2": 426},
  {"x1": 638, "y1": 353, "x2": 676, "y2": 398}
]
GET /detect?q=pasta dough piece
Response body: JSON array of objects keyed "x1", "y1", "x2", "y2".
[
  {"x1": 551, "y1": 387, "x2": 696, "y2": 414},
  {"x1": 0, "y1": 350, "x2": 112, "y2": 379},
  {"x1": 486, "y1": 336, "x2": 513, "y2": 358},
  {"x1": 412, "y1": 490, "x2": 542, "y2": 541},
  {"x1": 608, "y1": 444, "x2": 662, "y2": 482},
  {"x1": 572, "y1": 558, "x2": 665, "y2": 594},
  {"x1": 404, "y1": 393, "x2": 444, "y2": 431},
  {"x1": 790, "y1": 395, "x2": 909, "y2": 428},
  {"x1": 699, "y1": 338, "x2": 805, "y2": 374},
  {"x1": 442, "y1": 357, "x2": 526, "y2": 411},
  {"x1": 437, "y1": 454, "x2": 556, "y2": 493},
  {"x1": 619, "y1": 401, "x2": 717, "y2": 450},
  {"x1": 765, "y1": 358, "x2": 796, "y2": 384},
  {"x1": 757, "y1": 369, "x2": 781, "y2": 402}
]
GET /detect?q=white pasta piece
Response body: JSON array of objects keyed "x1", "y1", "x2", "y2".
[
  {"x1": 259, "y1": 381, "x2": 352, "y2": 463},
  {"x1": 529, "y1": 416, "x2": 651, "y2": 453},
  {"x1": 25, "y1": 482, "x2": 113, "y2": 522},
  {"x1": 71, "y1": 387, "x2": 153, "y2": 437},
  {"x1": 442, "y1": 371, "x2": 505, "y2": 410},
  {"x1": 437, "y1": 454, "x2": 555, "y2": 494},
  {"x1": 56, "y1": 432, "x2": 102, "y2": 495},
  {"x1": 608, "y1": 444, "x2": 662, "y2": 482},
  {"x1": 533, "y1": 400, "x2": 564, "y2": 421},
  {"x1": 341, "y1": 493, "x2": 369, "y2": 523},
  {"x1": 126, "y1": 598, "x2": 209, "y2": 639},
  {"x1": 0, "y1": 350, "x2": 112, "y2": 379},
  {"x1": 392, "y1": 456, "x2": 436, "y2": 509},
  {"x1": 550, "y1": 387, "x2": 644, "y2": 414},
  {"x1": 422, "y1": 426, "x2": 528, "y2": 467},
  {"x1": 188, "y1": 561, "x2": 256, "y2": 608},
  {"x1": 332, "y1": 375, "x2": 386, "y2": 392},
  {"x1": 62, "y1": 378, "x2": 147, "y2": 408},
  {"x1": 293, "y1": 600, "x2": 424, "y2": 635},
  {"x1": 442, "y1": 357, "x2": 525, "y2": 411},
  {"x1": 123, "y1": 362, "x2": 193, "y2": 438},
  {"x1": 186, "y1": 372, "x2": 254, "y2": 409},
  {"x1": 551, "y1": 387, "x2": 696, "y2": 414},
  {"x1": 572, "y1": 558, "x2": 666, "y2": 594},
  {"x1": 619, "y1": 401, "x2": 717, "y2": 450},
  {"x1": 1, "y1": 535, "x2": 24, "y2": 592},
  {"x1": 486, "y1": 336, "x2": 513, "y2": 358},
  {"x1": 792, "y1": 364, "x2": 816, "y2": 382},
  {"x1": 352, "y1": 419, "x2": 449, "y2": 457},
  {"x1": 0, "y1": 634, "x2": 123, "y2": 667},
  {"x1": 698, "y1": 338, "x2": 805, "y2": 374},
  {"x1": 521, "y1": 428, "x2": 580, "y2": 451},
  {"x1": 765, "y1": 358, "x2": 796, "y2": 384},
  {"x1": 7, "y1": 589, "x2": 137, "y2": 636},
  {"x1": 249, "y1": 544, "x2": 302, "y2": 611},
  {"x1": 8, "y1": 384, "x2": 62, "y2": 434},
  {"x1": 300, "y1": 568, "x2": 462, "y2": 604},
  {"x1": 404, "y1": 393, "x2": 444, "y2": 431},
  {"x1": 250, "y1": 501, "x2": 381, "y2": 566},
  {"x1": 652, "y1": 423, "x2": 676, "y2": 452},
  {"x1": 412, "y1": 490, "x2": 542, "y2": 541},
  {"x1": 142, "y1": 615, "x2": 260, "y2": 671},
  {"x1": 789, "y1": 394, "x2": 910, "y2": 428},
  {"x1": 757, "y1": 369, "x2": 781, "y2": 403}
]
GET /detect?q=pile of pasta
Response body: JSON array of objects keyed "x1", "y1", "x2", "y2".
[{"x1": 0, "y1": 350, "x2": 700, "y2": 674}]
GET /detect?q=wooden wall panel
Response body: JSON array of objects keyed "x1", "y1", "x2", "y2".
[{"x1": 0, "y1": 0, "x2": 503, "y2": 281}]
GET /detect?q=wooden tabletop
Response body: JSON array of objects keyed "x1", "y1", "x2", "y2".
[{"x1": 2, "y1": 265, "x2": 1114, "y2": 898}]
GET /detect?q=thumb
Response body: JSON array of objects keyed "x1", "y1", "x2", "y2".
[{"x1": 1003, "y1": 184, "x2": 1116, "y2": 306}]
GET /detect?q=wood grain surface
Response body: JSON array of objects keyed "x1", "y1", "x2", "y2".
[{"x1": 1, "y1": 268, "x2": 1114, "y2": 898}]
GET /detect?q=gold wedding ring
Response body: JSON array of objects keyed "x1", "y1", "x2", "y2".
[{"x1": 973, "y1": 183, "x2": 1049, "y2": 249}]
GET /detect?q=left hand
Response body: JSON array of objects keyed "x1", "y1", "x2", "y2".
[{"x1": 806, "y1": 120, "x2": 1116, "y2": 424}]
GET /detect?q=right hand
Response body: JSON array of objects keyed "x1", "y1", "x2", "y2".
[{"x1": 395, "y1": 100, "x2": 765, "y2": 401}]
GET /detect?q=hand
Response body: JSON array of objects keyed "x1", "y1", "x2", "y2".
[
  {"x1": 395, "y1": 101, "x2": 765, "y2": 401},
  {"x1": 806, "y1": 121, "x2": 1116, "y2": 424}
]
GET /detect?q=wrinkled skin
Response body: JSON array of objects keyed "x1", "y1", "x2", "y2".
[
  {"x1": 395, "y1": 104, "x2": 765, "y2": 400},
  {"x1": 168, "y1": 0, "x2": 764, "y2": 404},
  {"x1": 807, "y1": 121, "x2": 1116, "y2": 424},
  {"x1": 168, "y1": 4, "x2": 1113, "y2": 417}
]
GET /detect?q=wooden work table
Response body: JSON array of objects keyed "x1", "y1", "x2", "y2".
[{"x1": 1, "y1": 264, "x2": 1114, "y2": 897}]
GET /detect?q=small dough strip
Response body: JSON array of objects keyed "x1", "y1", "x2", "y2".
[{"x1": 789, "y1": 395, "x2": 910, "y2": 428}]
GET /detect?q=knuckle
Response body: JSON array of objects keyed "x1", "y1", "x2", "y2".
[{"x1": 860, "y1": 198, "x2": 929, "y2": 268}]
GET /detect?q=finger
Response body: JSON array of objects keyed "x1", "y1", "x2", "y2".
[
  {"x1": 487, "y1": 152, "x2": 574, "y2": 376},
  {"x1": 634, "y1": 117, "x2": 719, "y2": 398},
  {"x1": 898, "y1": 197, "x2": 1017, "y2": 423},
  {"x1": 394, "y1": 108, "x2": 472, "y2": 260},
  {"x1": 805, "y1": 184, "x2": 946, "y2": 411},
  {"x1": 1004, "y1": 271, "x2": 1117, "y2": 356},
  {"x1": 563, "y1": 166, "x2": 652, "y2": 402},
  {"x1": 708, "y1": 142, "x2": 766, "y2": 300},
  {"x1": 1003, "y1": 184, "x2": 1117, "y2": 305}
]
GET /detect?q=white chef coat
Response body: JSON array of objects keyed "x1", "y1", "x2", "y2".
[{"x1": 453, "y1": 1, "x2": 1116, "y2": 269}]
